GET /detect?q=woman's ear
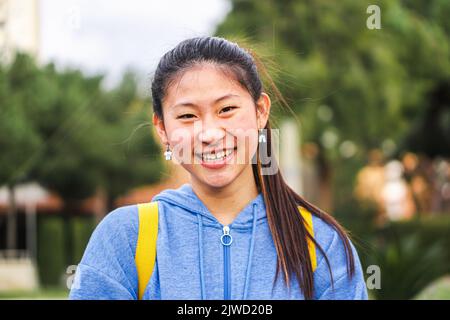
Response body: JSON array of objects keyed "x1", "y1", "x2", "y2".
[
  {"x1": 256, "y1": 92, "x2": 271, "y2": 129},
  {"x1": 152, "y1": 112, "x2": 168, "y2": 144}
]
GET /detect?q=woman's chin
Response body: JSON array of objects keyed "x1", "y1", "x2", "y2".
[
  {"x1": 192, "y1": 166, "x2": 241, "y2": 189},
  {"x1": 201, "y1": 174, "x2": 235, "y2": 189}
]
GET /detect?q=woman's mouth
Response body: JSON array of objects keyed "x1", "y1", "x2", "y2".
[{"x1": 194, "y1": 147, "x2": 237, "y2": 169}]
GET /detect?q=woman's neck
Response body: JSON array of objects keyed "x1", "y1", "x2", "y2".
[{"x1": 190, "y1": 166, "x2": 259, "y2": 226}]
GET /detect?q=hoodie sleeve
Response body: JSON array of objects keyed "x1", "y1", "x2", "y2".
[
  {"x1": 312, "y1": 216, "x2": 368, "y2": 300},
  {"x1": 68, "y1": 205, "x2": 139, "y2": 300}
]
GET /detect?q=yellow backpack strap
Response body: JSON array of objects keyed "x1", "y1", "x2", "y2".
[
  {"x1": 298, "y1": 206, "x2": 317, "y2": 272},
  {"x1": 135, "y1": 201, "x2": 159, "y2": 300}
]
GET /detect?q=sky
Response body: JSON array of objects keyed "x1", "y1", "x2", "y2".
[{"x1": 39, "y1": 0, "x2": 231, "y2": 87}]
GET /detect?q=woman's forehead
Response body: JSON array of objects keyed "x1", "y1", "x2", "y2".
[{"x1": 164, "y1": 65, "x2": 251, "y2": 109}]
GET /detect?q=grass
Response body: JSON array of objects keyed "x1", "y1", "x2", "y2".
[
  {"x1": 0, "y1": 286, "x2": 70, "y2": 300},
  {"x1": 414, "y1": 276, "x2": 450, "y2": 300}
]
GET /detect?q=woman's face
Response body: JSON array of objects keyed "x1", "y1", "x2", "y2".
[{"x1": 153, "y1": 63, "x2": 270, "y2": 189}]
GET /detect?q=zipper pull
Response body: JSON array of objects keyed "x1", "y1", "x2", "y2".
[{"x1": 221, "y1": 225, "x2": 233, "y2": 246}]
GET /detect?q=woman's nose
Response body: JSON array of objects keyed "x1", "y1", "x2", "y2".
[
  {"x1": 195, "y1": 117, "x2": 226, "y2": 145},
  {"x1": 198, "y1": 127, "x2": 225, "y2": 145}
]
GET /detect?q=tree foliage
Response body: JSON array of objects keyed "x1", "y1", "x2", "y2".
[
  {"x1": 0, "y1": 53, "x2": 163, "y2": 203},
  {"x1": 215, "y1": 0, "x2": 450, "y2": 158}
]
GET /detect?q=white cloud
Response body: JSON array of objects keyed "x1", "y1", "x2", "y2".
[{"x1": 40, "y1": 0, "x2": 231, "y2": 87}]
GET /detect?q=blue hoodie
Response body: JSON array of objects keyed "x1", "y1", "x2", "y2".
[{"x1": 69, "y1": 183, "x2": 368, "y2": 300}]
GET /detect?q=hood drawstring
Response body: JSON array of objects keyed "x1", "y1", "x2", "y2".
[
  {"x1": 197, "y1": 214, "x2": 206, "y2": 299},
  {"x1": 243, "y1": 203, "x2": 258, "y2": 299},
  {"x1": 196, "y1": 202, "x2": 258, "y2": 300}
]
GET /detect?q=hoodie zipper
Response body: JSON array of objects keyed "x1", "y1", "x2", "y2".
[{"x1": 221, "y1": 225, "x2": 232, "y2": 300}]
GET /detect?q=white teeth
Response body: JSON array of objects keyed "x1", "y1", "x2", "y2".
[{"x1": 201, "y1": 149, "x2": 233, "y2": 162}]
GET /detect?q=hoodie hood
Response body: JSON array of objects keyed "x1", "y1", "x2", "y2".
[{"x1": 151, "y1": 183, "x2": 267, "y2": 229}]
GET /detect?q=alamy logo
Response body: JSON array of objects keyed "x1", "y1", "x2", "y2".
[
  {"x1": 366, "y1": 5, "x2": 382, "y2": 30},
  {"x1": 366, "y1": 265, "x2": 381, "y2": 290},
  {"x1": 66, "y1": 264, "x2": 80, "y2": 290}
]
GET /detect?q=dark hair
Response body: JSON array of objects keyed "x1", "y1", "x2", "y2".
[{"x1": 151, "y1": 36, "x2": 355, "y2": 299}]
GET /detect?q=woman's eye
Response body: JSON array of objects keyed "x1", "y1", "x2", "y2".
[
  {"x1": 177, "y1": 114, "x2": 195, "y2": 119},
  {"x1": 220, "y1": 106, "x2": 237, "y2": 114}
]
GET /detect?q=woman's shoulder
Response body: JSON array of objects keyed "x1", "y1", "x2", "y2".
[
  {"x1": 80, "y1": 205, "x2": 140, "y2": 264},
  {"x1": 309, "y1": 212, "x2": 368, "y2": 299},
  {"x1": 70, "y1": 205, "x2": 141, "y2": 299},
  {"x1": 309, "y1": 212, "x2": 359, "y2": 271},
  {"x1": 310, "y1": 213, "x2": 345, "y2": 247},
  {"x1": 95, "y1": 205, "x2": 140, "y2": 238}
]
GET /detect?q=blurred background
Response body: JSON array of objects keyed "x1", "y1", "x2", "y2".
[{"x1": 0, "y1": 0, "x2": 449, "y2": 300}]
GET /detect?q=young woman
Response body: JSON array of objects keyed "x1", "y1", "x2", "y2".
[{"x1": 69, "y1": 36, "x2": 368, "y2": 300}]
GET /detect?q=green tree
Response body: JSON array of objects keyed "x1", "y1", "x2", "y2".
[
  {"x1": 0, "y1": 55, "x2": 43, "y2": 250},
  {"x1": 1, "y1": 54, "x2": 163, "y2": 264},
  {"x1": 215, "y1": 0, "x2": 450, "y2": 157}
]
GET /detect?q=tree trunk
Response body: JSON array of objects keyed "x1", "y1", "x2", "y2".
[
  {"x1": 317, "y1": 147, "x2": 334, "y2": 214},
  {"x1": 62, "y1": 199, "x2": 78, "y2": 268},
  {"x1": 6, "y1": 184, "x2": 17, "y2": 257}
]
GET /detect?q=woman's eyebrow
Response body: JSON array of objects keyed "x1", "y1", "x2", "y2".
[{"x1": 171, "y1": 93, "x2": 240, "y2": 109}]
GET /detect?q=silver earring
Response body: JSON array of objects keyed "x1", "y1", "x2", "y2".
[
  {"x1": 164, "y1": 143, "x2": 172, "y2": 160},
  {"x1": 258, "y1": 128, "x2": 266, "y2": 143}
]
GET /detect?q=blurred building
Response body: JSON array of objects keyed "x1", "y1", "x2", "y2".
[
  {"x1": 0, "y1": 0, "x2": 40, "y2": 63},
  {"x1": 116, "y1": 160, "x2": 190, "y2": 207}
]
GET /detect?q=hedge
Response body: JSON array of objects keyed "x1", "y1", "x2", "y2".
[{"x1": 37, "y1": 215, "x2": 96, "y2": 287}]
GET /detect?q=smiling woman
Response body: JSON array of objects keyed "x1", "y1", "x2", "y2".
[{"x1": 69, "y1": 36, "x2": 368, "y2": 300}]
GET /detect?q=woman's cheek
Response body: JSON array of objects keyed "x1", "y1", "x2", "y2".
[
  {"x1": 232, "y1": 113, "x2": 259, "y2": 164},
  {"x1": 168, "y1": 127, "x2": 195, "y2": 165},
  {"x1": 233, "y1": 128, "x2": 258, "y2": 165}
]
